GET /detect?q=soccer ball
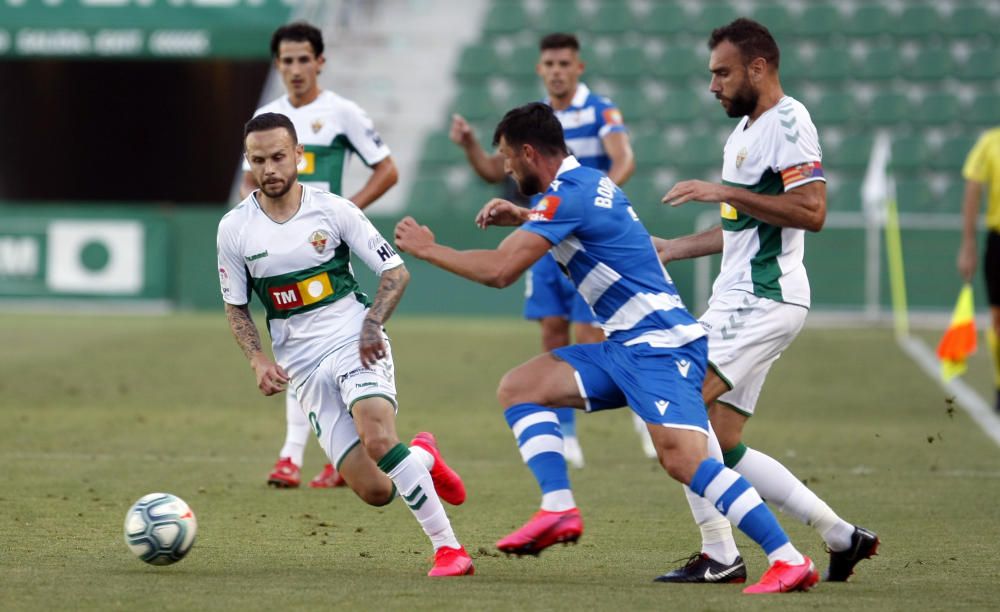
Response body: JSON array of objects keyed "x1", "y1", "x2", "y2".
[{"x1": 123, "y1": 493, "x2": 197, "y2": 565}]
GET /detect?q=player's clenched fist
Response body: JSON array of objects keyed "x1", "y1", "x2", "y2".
[{"x1": 394, "y1": 216, "x2": 436, "y2": 258}]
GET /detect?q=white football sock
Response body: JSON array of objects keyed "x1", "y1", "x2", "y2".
[
  {"x1": 734, "y1": 447, "x2": 854, "y2": 551},
  {"x1": 409, "y1": 445, "x2": 434, "y2": 470},
  {"x1": 387, "y1": 452, "x2": 460, "y2": 551},
  {"x1": 279, "y1": 391, "x2": 311, "y2": 467}
]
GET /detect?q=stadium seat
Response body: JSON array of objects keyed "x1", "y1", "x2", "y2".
[
  {"x1": 810, "y1": 91, "x2": 858, "y2": 126},
  {"x1": 655, "y1": 89, "x2": 705, "y2": 124},
  {"x1": 588, "y1": 1, "x2": 636, "y2": 35},
  {"x1": 810, "y1": 46, "x2": 851, "y2": 81},
  {"x1": 914, "y1": 92, "x2": 960, "y2": 126},
  {"x1": 501, "y1": 43, "x2": 540, "y2": 79},
  {"x1": 958, "y1": 48, "x2": 1000, "y2": 81},
  {"x1": 946, "y1": 5, "x2": 995, "y2": 39},
  {"x1": 611, "y1": 88, "x2": 653, "y2": 124},
  {"x1": 845, "y1": 4, "x2": 892, "y2": 38},
  {"x1": 824, "y1": 132, "x2": 873, "y2": 173},
  {"x1": 826, "y1": 177, "x2": 863, "y2": 212},
  {"x1": 751, "y1": 4, "x2": 795, "y2": 40},
  {"x1": 905, "y1": 46, "x2": 955, "y2": 81},
  {"x1": 636, "y1": 2, "x2": 688, "y2": 35},
  {"x1": 890, "y1": 135, "x2": 930, "y2": 173},
  {"x1": 455, "y1": 43, "x2": 502, "y2": 81},
  {"x1": 651, "y1": 45, "x2": 704, "y2": 80},
  {"x1": 691, "y1": 2, "x2": 740, "y2": 35},
  {"x1": 621, "y1": 177, "x2": 667, "y2": 208},
  {"x1": 482, "y1": 2, "x2": 528, "y2": 36},
  {"x1": 594, "y1": 44, "x2": 647, "y2": 81},
  {"x1": 407, "y1": 175, "x2": 454, "y2": 214},
  {"x1": 894, "y1": 178, "x2": 937, "y2": 212},
  {"x1": 631, "y1": 132, "x2": 671, "y2": 167},
  {"x1": 778, "y1": 45, "x2": 808, "y2": 82},
  {"x1": 539, "y1": 0, "x2": 587, "y2": 33},
  {"x1": 863, "y1": 92, "x2": 913, "y2": 126},
  {"x1": 932, "y1": 133, "x2": 980, "y2": 171},
  {"x1": 896, "y1": 4, "x2": 944, "y2": 38},
  {"x1": 672, "y1": 132, "x2": 722, "y2": 170},
  {"x1": 967, "y1": 93, "x2": 1000, "y2": 126},
  {"x1": 450, "y1": 88, "x2": 500, "y2": 122},
  {"x1": 795, "y1": 3, "x2": 843, "y2": 39},
  {"x1": 857, "y1": 45, "x2": 903, "y2": 81},
  {"x1": 420, "y1": 131, "x2": 464, "y2": 166}
]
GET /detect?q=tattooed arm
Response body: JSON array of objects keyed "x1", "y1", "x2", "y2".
[
  {"x1": 224, "y1": 302, "x2": 288, "y2": 396},
  {"x1": 359, "y1": 264, "x2": 410, "y2": 367}
]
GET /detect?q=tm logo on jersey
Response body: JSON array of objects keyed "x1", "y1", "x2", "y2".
[
  {"x1": 676, "y1": 359, "x2": 691, "y2": 378},
  {"x1": 655, "y1": 400, "x2": 670, "y2": 415},
  {"x1": 269, "y1": 272, "x2": 334, "y2": 310},
  {"x1": 528, "y1": 196, "x2": 561, "y2": 221}
]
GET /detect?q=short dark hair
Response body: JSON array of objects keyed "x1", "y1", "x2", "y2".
[
  {"x1": 539, "y1": 32, "x2": 580, "y2": 53},
  {"x1": 270, "y1": 21, "x2": 324, "y2": 58},
  {"x1": 492, "y1": 102, "x2": 568, "y2": 158},
  {"x1": 244, "y1": 112, "x2": 298, "y2": 146},
  {"x1": 708, "y1": 18, "x2": 780, "y2": 70}
]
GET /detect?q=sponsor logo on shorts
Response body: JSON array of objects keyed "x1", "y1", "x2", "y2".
[
  {"x1": 676, "y1": 359, "x2": 691, "y2": 378},
  {"x1": 655, "y1": 399, "x2": 670, "y2": 415},
  {"x1": 355, "y1": 382, "x2": 377, "y2": 389}
]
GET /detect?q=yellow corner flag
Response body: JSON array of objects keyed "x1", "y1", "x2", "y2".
[{"x1": 937, "y1": 283, "x2": 977, "y2": 381}]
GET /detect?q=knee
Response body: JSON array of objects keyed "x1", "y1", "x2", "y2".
[
  {"x1": 360, "y1": 432, "x2": 396, "y2": 463},
  {"x1": 496, "y1": 369, "x2": 523, "y2": 408},
  {"x1": 660, "y1": 451, "x2": 700, "y2": 485}
]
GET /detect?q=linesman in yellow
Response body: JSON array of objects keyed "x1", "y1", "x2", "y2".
[{"x1": 958, "y1": 127, "x2": 1000, "y2": 411}]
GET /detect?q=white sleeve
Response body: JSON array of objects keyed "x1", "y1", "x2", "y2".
[
  {"x1": 771, "y1": 104, "x2": 825, "y2": 191},
  {"x1": 334, "y1": 203, "x2": 403, "y2": 275},
  {"x1": 217, "y1": 215, "x2": 249, "y2": 305},
  {"x1": 340, "y1": 100, "x2": 391, "y2": 167}
]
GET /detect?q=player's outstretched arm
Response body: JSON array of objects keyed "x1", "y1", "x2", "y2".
[
  {"x1": 224, "y1": 302, "x2": 289, "y2": 396},
  {"x1": 359, "y1": 264, "x2": 409, "y2": 367},
  {"x1": 394, "y1": 217, "x2": 549, "y2": 288},
  {"x1": 450, "y1": 114, "x2": 506, "y2": 183},
  {"x1": 653, "y1": 225, "x2": 724, "y2": 264},
  {"x1": 663, "y1": 179, "x2": 826, "y2": 231}
]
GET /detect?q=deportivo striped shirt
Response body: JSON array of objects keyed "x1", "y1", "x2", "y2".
[
  {"x1": 715, "y1": 95, "x2": 825, "y2": 308},
  {"x1": 216, "y1": 185, "x2": 403, "y2": 382},
  {"x1": 520, "y1": 156, "x2": 705, "y2": 348},
  {"x1": 545, "y1": 83, "x2": 626, "y2": 172}
]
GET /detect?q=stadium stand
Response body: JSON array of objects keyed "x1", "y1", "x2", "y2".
[{"x1": 411, "y1": 0, "x2": 1000, "y2": 222}]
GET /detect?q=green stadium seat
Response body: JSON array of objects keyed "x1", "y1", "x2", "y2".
[
  {"x1": 482, "y1": 2, "x2": 528, "y2": 36},
  {"x1": 827, "y1": 177, "x2": 863, "y2": 211},
  {"x1": 455, "y1": 43, "x2": 502, "y2": 81},
  {"x1": 631, "y1": 133, "x2": 671, "y2": 167},
  {"x1": 824, "y1": 132, "x2": 872, "y2": 173},
  {"x1": 905, "y1": 46, "x2": 955, "y2": 81},
  {"x1": 621, "y1": 177, "x2": 668, "y2": 208},
  {"x1": 539, "y1": 0, "x2": 587, "y2": 33},
  {"x1": 691, "y1": 2, "x2": 740, "y2": 35},
  {"x1": 672, "y1": 132, "x2": 722, "y2": 170},
  {"x1": 941, "y1": 178, "x2": 966, "y2": 210},
  {"x1": 947, "y1": 5, "x2": 995, "y2": 38},
  {"x1": 932, "y1": 133, "x2": 980, "y2": 171},
  {"x1": 795, "y1": 3, "x2": 844, "y2": 39},
  {"x1": 588, "y1": 2, "x2": 636, "y2": 35},
  {"x1": 637, "y1": 3, "x2": 689, "y2": 35},
  {"x1": 890, "y1": 135, "x2": 930, "y2": 173},
  {"x1": 501, "y1": 43, "x2": 539, "y2": 79},
  {"x1": 895, "y1": 178, "x2": 936, "y2": 212},
  {"x1": 751, "y1": 4, "x2": 795, "y2": 40},
  {"x1": 846, "y1": 4, "x2": 892, "y2": 37},
  {"x1": 651, "y1": 45, "x2": 705, "y2": 80},
  {"x1": 655, "y1": 89, "x2": 705, "y2": 124},
  {"x1": 864, "y1": 92, "x2": 913, "y2": 126},
  {"x1": 420, "y1": 131, "x2": 464, "y2": 166},
  {"x1": 810, "y1": 46, "x2": 851, "y2": 81},
  {"x1": 450, "y1": 88, "x2": 500, "y2": 122},
  {"x1": 897, "y1": 4, "x2": 943, "y2": 38},
  {"x1": 857, "y1": 45, "x2": 903, "y2": 81},
  {"x1": 967, "y1": 93, "x2": 1000, "y2": 126},
  {"x1": 778, "y1": 45, "x2": 808, "y2": 82},
  {"x1": 958, "y1": 48, "x2": 1000, "y2": 81},
  {"x1": 507, "y1": 81, "x2": 544, "y2": 106},
  {"x1": 407, "y1": 175, "x2": 454, "y2": 214},
  {"x1": 810, "y1": 91, "x2": 857, "y2": 126},
  {"x1": 914, "y1": 92, "x2": 960, "y2": 126},
  {"x1": 593, "y1": 44, "x2": 647, "y2": 81},
  {"x1": 610, "y1": 88, "x2": 653, "y2": 123}
]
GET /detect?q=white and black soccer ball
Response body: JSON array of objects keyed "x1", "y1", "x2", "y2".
[{"x1": 123, "y1": 493, "x2": 197, "y2": 565}]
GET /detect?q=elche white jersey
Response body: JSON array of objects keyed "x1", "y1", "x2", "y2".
[
  {"x1": 242, "y1": 90, "x2": 391, "y2": 194},
  {"x1": 217, "y1": 184, "x2": 403, "y2": 382},
  {"x1": 714, "y1": 95, "x2": 825, "y2": 308}
]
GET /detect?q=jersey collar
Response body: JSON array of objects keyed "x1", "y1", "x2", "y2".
[{"x1": 555, "y1": 155, "x2": 581, "y2": 178}]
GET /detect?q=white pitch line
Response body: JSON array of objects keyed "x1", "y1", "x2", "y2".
[{"x1": 897, "y1": 334, "x2": 1000, "y2": 448}]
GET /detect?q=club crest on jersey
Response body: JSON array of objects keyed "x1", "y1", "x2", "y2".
[
  {"x1": 311, "y1": 119, "x2": 323, "y2": 134},
  {"x1": 309, "y1": 230, "x2": 329, "y2": 253},
  {"x1": 735, "y1": 147, "x2": 748, "y2": 169},
  {"x1": 528, "y1": 196, "x2": 561, "y2": 222}
]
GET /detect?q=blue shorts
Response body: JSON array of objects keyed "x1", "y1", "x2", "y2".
[
  {"x1": 523, "y1": 254, "x2": 598, "y2": 324},
  {"x1": 553, "y1": 337, "x2": 709, "y2": 433}
]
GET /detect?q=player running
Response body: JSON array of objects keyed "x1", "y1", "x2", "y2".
[
  {"x1": 240, "y1": 22, "x2": 399, "y2": 491},
  {"x1": 652, "y1": 18, "x2": 878, "y2": 584},
  {"x1": 395, "y1": 102, "x2": 819, "y2": 593},
  {"x1": 219, "y1": 112, "x2": 472, "y2": 577}
]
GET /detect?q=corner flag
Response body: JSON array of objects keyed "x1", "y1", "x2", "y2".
[{"x1": 937, "y1": 283, "x2": 977, "y2": 381}]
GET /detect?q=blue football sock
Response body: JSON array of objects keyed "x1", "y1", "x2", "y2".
[
  {"x1": 554, "y1": 407, "x2": 577, "y2": 437},
  {"x1": 504, "y1": 403, "x2": 570, "y2": 495}
]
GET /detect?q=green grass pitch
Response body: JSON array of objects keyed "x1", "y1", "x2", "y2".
[{"x1": 2, "y1": 314, "x2": 999, "y2": 610}]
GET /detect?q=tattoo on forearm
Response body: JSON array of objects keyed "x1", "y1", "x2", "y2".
[
  {"x1": 225, "y1": 303, "x2": 262, "y2": 361},
  {"x1": 366, "y1": 265, "x2": 409, "y2": 327}
]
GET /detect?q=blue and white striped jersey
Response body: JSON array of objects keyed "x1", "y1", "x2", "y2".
[
  {"x1": 545, "y1": 83, "x2": 626, "y2": 173},
  {"x1": 520, "y1": 157, "x2": 705, "y2": 348}
]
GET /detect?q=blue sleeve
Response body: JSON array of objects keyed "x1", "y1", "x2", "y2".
[
  {"x1": 520, "y1": 182, "x2": 584, "y2": 246},
  {"x1": 595, "y1": 96, "x2": 627, "y2": 138}
]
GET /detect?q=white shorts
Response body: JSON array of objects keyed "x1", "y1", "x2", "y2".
[
  {"x1": 293, "y1": 335, "x2": 397, "y2": 469},
  {"x1": 699, "y1": 290, "x2": 807, "y2": 416}
]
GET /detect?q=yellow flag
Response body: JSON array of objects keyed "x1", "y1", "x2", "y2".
[{"x1": 937, "y1": 283, "x2": 976, "y2": 381}]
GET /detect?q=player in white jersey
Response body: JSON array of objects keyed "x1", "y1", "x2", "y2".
[
  {"x1": 239, "y1": 22, "x2": 399, "y2": 490},
  {"x1": 219, "y1": 112, "x2": 472, "y2": 577},
  {"x1": 450, "y1": 32, "x2": 651, "y2": 468},
  {"x1": 652, "y1": 19, "x2": 878, "y2": 584}
]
